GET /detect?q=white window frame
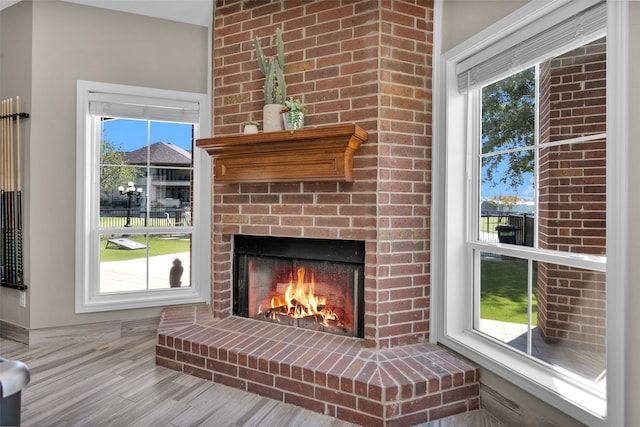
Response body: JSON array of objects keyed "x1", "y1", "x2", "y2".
[
  {"x1": 75, "y1": 80, "x2": 211, "y2": 313},
  {"x1": 432, "y1": 1, "x2": 628, "y2": 426}
]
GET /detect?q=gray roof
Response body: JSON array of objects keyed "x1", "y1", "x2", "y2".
[{"x1": 125, "y1": 142, "x2": 192, "y2": 165}]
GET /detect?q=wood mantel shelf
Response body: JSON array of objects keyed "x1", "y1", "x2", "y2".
[{"x1": 195, "y1": 124, "x2": 368, "y2": 183}]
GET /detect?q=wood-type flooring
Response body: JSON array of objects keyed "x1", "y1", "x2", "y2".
[{"x1": 0, "y1": 335, "x2": 358, "y2": 426}]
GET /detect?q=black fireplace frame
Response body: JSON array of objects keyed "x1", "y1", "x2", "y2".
[{"x1": 233, "y1": 235, "x2": 365, "y2": 338}]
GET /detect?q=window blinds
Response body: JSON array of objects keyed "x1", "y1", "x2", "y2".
[
  {"x1": 88, "y1": 92, "x2": 200, "y2": 123},
  {"x1": 456, "y1": 0, "x2": 606, "y2": 94}
]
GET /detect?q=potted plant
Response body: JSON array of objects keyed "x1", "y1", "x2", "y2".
[
  {"x1": 253, "y1": 28, "x2": 286, "y2": 132},
  {"x1": 281, "y1": 98, "x2": 307, "y2": 132},
  {"x1": 242, "y1": 120, "x2": 259, "y2": 134}
]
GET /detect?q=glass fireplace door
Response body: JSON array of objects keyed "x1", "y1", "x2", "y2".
[{"x1": 234, "y1": 235, "x2": 365, "y2": 338}]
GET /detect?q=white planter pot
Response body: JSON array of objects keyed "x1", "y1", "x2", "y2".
[
  {"x1": 243, "y1": 124, "x2": 258, "y2": 134},
  {"x1": 263, "y1": 104, "x2": 285, "y2": 132}
]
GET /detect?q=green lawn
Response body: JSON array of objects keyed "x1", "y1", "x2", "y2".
[
  {"x1": 101, "y1": 235, "x2": 190, "y2": 262},
  {"x1": 481, "y1": 256, "x2": 537, "y2": 325}
]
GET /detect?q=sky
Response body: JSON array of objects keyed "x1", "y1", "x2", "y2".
[
  {"x1": 481, "y1": 158, "x2": 535, "y2": 202},
  {"x1": 102, "y1": 119, "x2": 193, "y2": 153},
  {"x1": 482, "y1": 178, "x2": 535, "y2": 203}
]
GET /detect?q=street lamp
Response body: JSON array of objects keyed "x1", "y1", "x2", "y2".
[{"x1": 118, "y1": 181, "x2": 143, "y2": 227}]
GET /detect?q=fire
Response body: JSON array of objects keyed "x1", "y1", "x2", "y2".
[{"x1": 259, "y1": 266, "x2": 339, "y2": 326}]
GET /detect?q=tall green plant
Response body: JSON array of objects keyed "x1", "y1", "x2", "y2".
[{"x1": 253, "y1": 28, "x2": 286, "y2": 105}]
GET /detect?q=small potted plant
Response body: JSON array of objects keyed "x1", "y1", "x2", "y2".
[
  {"x1": 253, "y1": 28, "x2": 286, "y2": 131},
  {"x1": 242, "y1": 120, "x2": 259, "y2": 134},
  {"x1": 281, "y1": 98, "x2": 307, "y2": 132}
]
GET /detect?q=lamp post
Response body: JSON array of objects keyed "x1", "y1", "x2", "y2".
[{"x1": 118, "y1": 181, "x2": 143, "y2": 227}]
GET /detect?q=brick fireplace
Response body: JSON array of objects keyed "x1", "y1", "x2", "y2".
[
  {"x1": 207, "y1": 0, "x2": 434, "y2": 352},
  {"x1": 156, "y1": 1, "x2": 481, "y2": 425}
]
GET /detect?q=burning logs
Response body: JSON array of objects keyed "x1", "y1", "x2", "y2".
[
  {"x1": 253, "y1": 266, "x2": 354, "y2": 336},
  {"x1": 256, "y1": 304, "x2": 350, "y2": 336}
]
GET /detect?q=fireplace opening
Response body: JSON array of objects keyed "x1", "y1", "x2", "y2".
[{"x1": 233, "y1": 235, "x2": 365, "y2": 338}]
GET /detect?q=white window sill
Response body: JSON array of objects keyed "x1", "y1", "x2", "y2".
[
  {"x1": 76, "y1": 285, "x2": 209, "y2": 313},
  {"x1": 439, "y1": 330, "x2": 607, "y2": 426}
]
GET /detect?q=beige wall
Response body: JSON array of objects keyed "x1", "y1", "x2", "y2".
[
  {"x1": 0, "y1": 0, "x2": 32, "y2": 328},
  {"x1": 440, "y1": 0, "x2": 527, "y2": 52},
  {"x1": 0, "y1": 0, "x2": 208, "y2": 330},
  {"x1": 440, "y1": 1, "x2": 639, "y2": 426},
  {"x1": 627, "y1": 2, "x2": 639, "y2": 425}
]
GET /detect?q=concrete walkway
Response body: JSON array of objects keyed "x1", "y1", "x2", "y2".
[
  {"x1": 479, "y1": 318, "x2": 528, "y2": 342},
  {"x1": 100, "y1": 252, "x2": 190, "y2": 292},
  {"x1": 479, "y1": 318, "x2": 606, "y2": 387}
]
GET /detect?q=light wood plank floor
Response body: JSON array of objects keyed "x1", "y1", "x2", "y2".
[{"x1": 0, "y1": 335, "x2": 360, "y2": 427}]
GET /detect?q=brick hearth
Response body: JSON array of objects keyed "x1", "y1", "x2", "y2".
[{"x1": 156, "y1": 305, "x2": 480, "y2": 426}]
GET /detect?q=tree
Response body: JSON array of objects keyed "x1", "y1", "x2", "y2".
[
  {"x1": 100, "y1": 139, "x2": 138, "y2": 203},
  {"x1": 487, "y1": 195, "x2": 520, "y2": 212},
  {"x1": 481, "y1": 67, "x2": 535, "y2": 192}
]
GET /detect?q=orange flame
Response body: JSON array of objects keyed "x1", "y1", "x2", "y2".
[{"x1": 266, "y1": 266, "x2": 338, "y2": 325}]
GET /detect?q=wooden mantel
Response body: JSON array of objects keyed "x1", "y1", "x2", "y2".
[{"x1": 195, "y1": 124, "x2": 368, "y2": 183}]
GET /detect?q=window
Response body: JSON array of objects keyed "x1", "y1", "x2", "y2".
[
  {"x1": 76, "y1": 81, "x2": 210, "y2": 312},
  {"x1": 433, "y1": 1, "x2": 627, "y2": 425},
  {"x1": 476, "y1": 43, "x2": 607, "y2": 365}
]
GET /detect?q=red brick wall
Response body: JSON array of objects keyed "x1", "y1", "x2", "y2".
[
  {"x1": 537, "y1": 38, "x2": 606, "y2": 347},
  {"x1": 209, "y1": 0, "x2": 433, "y2": 349},
  {"x1": 375, "y1": 1, "x2": 432, "y2": 346}
]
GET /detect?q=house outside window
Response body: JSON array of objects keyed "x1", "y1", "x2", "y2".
[
  {"x1": 76, "y1": 81, "x2": 210, "y2": 312},
  {"x1": 433, "y1": 1, "x2": 627, "y2": 425}
]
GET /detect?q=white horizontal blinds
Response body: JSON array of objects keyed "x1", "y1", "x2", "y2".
[
  {"x1": 456, "y1": 0, "x2": 606, "y2": 94},
  {"x1": 88, "y1": 92, "x2": 200, "y2": 123}
]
